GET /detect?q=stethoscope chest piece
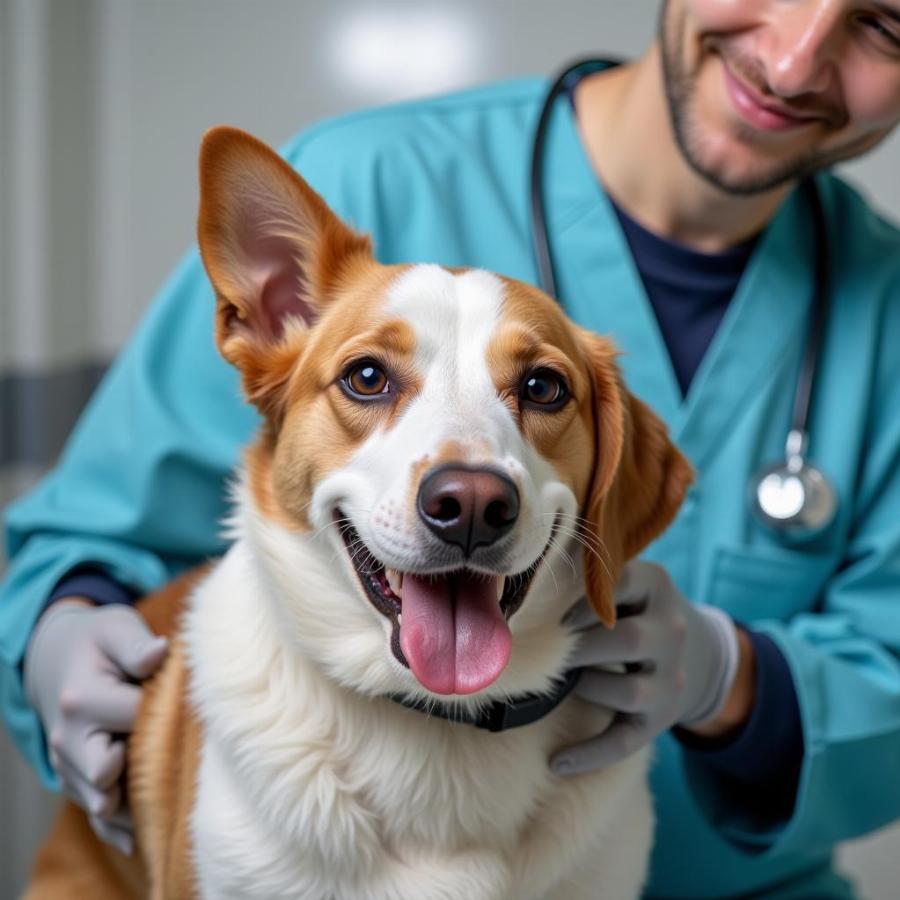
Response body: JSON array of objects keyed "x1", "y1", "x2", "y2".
[{"x1": 750, "y1": 429, "x2": 837, "y2": 538}]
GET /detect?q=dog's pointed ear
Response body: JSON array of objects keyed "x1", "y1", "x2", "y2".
[
  {"x1": 197, "y1": 126, "x2": 372, "y2": 415},
  {"x1": 580, "y1": 334, "x2": 694, "y2": 628}
]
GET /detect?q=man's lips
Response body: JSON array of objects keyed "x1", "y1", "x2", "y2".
[{"x1": 721, "y1": 60, "x2": 825, "y2": 133}]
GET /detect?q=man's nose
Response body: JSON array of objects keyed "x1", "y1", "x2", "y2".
[
  {"x1": 417, "y1": 466, "x2": 519, "y2": 555},
  {"x1": 761, "y1": 0, "x2": 843, "y2": 98}
]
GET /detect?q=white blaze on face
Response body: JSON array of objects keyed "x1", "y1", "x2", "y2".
[{"x1": 385, "y1": 265, "x2": 514, "y2": 453}]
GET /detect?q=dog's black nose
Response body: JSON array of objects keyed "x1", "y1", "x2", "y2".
[{"x1": 417, "y1": 466, "x2": 519, "y2": 554}]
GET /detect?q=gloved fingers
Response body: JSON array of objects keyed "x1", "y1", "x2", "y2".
[
  {"x1": 573, "y1": 669, "x2": 659, "y2": 714},
  {"x1": 54, "y1": 753, "x2": 121, "y2": 821},
  {"x1": 96, "y1": 608, "x2": 169, "y2": 680},
  {"x1": 89, "y1": 813, "x2": 134, "y2": 857},
  {"x1": 565, "y1": 562, "x2": 669, "y2": 631},
  {"x1": 550, "y1": 716, "x2": 648, "y2": 776},
  {"x1": 613, "y1": 560, "x2": 667, "y2": 610},
  {"x1": 564, "y1": 572, "x2": 655, "y2": 631},
  {"x1": 567, "y1": 618, "x2": 655, "y2": 667},
  {"x1": 55, "y1": 730, "x2": 127, "y2": 795},
  {"x1": 78, "y1": 680, "x2": 144, "y2": 733},
  {"x1": 103, "y1": 804, "x2": 136, "y2": 832}
]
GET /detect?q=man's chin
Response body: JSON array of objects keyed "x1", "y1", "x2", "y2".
[
  {"x1": 677, "y1": 125, "x2": 817, "y2": 196},
  {"x1": 687, "y1": 155, "x2": 802, "y2": 196}
]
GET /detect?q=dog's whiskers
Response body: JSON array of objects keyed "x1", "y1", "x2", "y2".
[
  {"x1": 546, "y1": 534, "x2": 577, "y2": 580},
  {"x1": 543, "y1": 541, "x2": 562, "y2": 594},
  {"x1": 542, "y1": 513, "x2": 614, "y2": 584},
  {"x1": 543, "y1": 511, "x2": 610, "y2": 558}
]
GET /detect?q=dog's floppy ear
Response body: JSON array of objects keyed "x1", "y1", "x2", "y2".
[
  {"x1": 197, "y1": 126, "x2": 372, "y2": 415},
  {"x1": 580, "y1": 334, "x2": 694, "y2": 627}
]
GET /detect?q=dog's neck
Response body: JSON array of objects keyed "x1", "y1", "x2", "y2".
[{"x1": 387, "y1": 666, "x2": 584, "y2": 731}]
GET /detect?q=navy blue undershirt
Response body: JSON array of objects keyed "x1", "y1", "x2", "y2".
[
  {"x1": 47, "y1": 568, "x2": 137, "y2": 609},
  {"x1": 609, "y1": 199, "x2": 758, "y2": 396}
]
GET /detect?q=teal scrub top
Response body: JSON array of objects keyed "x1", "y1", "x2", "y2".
[{"x1": 4, "y1": 77, "x2": 900, "y2": 899}]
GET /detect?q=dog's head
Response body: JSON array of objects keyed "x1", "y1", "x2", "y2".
[{"x1": 197, "y1": 127, "x2": 692, "y2": 704}]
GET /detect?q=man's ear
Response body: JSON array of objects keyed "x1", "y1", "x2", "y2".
[
  {"x1": 196, "y1": 126, "x2": 372, "y2": 417},
  {"x1": 580, "y1": 334, "x2": 694, "y2": 627}
]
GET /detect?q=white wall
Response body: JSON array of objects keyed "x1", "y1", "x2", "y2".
[{"x1": 1, "y1": 1, "x2": 899, "y2": 895}]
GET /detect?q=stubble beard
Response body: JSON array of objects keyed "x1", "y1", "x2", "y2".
[{"x1": 657, "y1": 0, "x2": 873, "y2": 196}]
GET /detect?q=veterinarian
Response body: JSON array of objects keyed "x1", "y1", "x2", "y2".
[{"x1": 3, "y1": 1, "x2": 900, "y2": 896}]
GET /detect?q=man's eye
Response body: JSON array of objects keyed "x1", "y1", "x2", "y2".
[
  {"x1": 857, "y1": 13, "x2": 900, "y2": 51},
  {"x1": 345, "y1": 362, "x2": 390, "y2": 397},
  {"x1": 521, "y1": 369, "x2": 569, "y2": 409}
]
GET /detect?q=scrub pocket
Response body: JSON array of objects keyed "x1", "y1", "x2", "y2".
[{"x1": 706, "y1": 544, "x2": 836, "y2": 624}]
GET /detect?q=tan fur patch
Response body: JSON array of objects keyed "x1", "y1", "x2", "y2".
[{"x1": 489, "y1": 278, "x2": 598, "y2": 510}]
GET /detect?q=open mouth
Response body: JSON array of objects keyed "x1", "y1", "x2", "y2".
[{"x1": 336, "y1": 512, "x2": 554, "y2": 696}]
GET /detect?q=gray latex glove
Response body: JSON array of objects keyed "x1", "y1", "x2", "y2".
[
  {"x1": 552, "y1": 560, "x2": 739, "y2": 776},
  {"x1": 24, "y1": 600, "x2": 169, "y2": 854}
]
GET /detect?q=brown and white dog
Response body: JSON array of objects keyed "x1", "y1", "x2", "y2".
[{"x1": 27, "y1": 127, "x2": 692, "y2": 900}]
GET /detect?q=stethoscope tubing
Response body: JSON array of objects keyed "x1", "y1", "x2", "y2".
[{"x1": 530, "y1": 57, "x2": 613, "y2": 299}]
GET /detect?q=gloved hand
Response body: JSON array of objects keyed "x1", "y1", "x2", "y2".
[
  {"x1": 24, "y1": 600, "x2": 169, "y2": 854},
  {"x1": 552, "y1": 560, "x2": 741, "y2": 776}
]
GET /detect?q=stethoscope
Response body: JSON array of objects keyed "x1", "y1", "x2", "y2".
[{"x1": 530, "y1": 58, "x2": 838, "y2": 539}]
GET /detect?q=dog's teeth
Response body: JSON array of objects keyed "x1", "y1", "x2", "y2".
[
  {"x1": 386, "y1": 568, "x2": 403, "y2": 597},
  {"x1": 397, "y1": 613, "x2": 403, "y2": 625},
  {"x1": 496, "y1": 577, "x2": 505, "y2": 602}
]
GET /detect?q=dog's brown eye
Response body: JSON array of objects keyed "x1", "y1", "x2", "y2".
[
  {"x1": 521, "y1": 369, "x2": 569, "y2": 409},
  {"x1": 345, "y1": 362, "x2": 389, "y2": 397}
]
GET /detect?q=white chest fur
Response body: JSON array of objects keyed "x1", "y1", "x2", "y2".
[{"x1": 186, "y1": 541, "x2": 652, "y2": 900}]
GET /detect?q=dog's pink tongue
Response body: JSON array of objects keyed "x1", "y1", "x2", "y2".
[{"x1": 399, "y1": 571, "x2": 511, "y2": 695}]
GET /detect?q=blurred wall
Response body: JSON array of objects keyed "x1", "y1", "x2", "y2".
[{"x1": 1, "y1": 1, "x2": 899, "y2": 896}]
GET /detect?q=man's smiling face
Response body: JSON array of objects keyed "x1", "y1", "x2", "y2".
[{"x1": 660, "y1": 0, "x2": 900, "y2": 194}]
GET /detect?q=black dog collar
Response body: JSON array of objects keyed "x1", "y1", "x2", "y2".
[{"x1": 388, "y1": 667, "x2": 584, "y2": 732}]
